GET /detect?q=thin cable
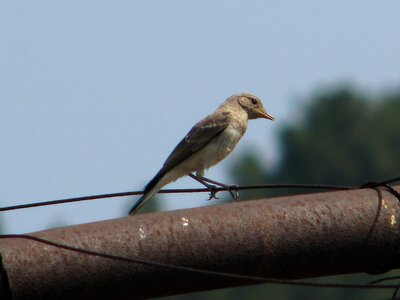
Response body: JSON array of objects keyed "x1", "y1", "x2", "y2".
[
  {"x1": 0, "y1": 184, "x2": 354, "y2": 213},
  {"x1": 0, "y1": 233, "x2": 399, "y2": 290},
  {"x1": 0, "y1": 191, "x2": 138, "y2": 212},
  {"x1": 370, "y1": 276, "x2": 400, "y2": 285},
  {"x1": 1, "y1": 175, "x2": 399, "y2": 213},
  {"x1": 374, "y1": 176, "x2": 400, "y2": 187}
]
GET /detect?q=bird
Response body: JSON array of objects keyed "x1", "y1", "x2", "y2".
[{"x1": 129, "y1": 93, "x2": 274, "y2": 215}]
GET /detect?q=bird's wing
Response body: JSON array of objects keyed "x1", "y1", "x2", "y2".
[
  {"x1": 131, "y1": 111, "x2": 230, "y2": 215},
  {"x1": 160, "y1": 110, "x2": 231, "y2": 175},
  {"x1": 141, "y1": 110, "x2": 230, "y2": 195}
]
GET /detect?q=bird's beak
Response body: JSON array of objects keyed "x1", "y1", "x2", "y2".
[{"x1": 258, "y1": 109, "x2": 275, "y2": 121}]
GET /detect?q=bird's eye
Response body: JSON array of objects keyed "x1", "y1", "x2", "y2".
[{"x1": 251, "y1": 98, "x2": 258, "y2": 105}]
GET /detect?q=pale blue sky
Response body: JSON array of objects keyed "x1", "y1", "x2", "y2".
[{"x1": 1, "y1": 1, "x2": 400, "y2": 233}]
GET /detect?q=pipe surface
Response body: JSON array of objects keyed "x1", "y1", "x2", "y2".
[{"x1": 0, "y1": 186, "x2": 400, "y2": 299}]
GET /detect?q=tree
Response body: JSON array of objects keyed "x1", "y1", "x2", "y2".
[{"x1": 275, "y1": 87, "x2": 400, "y2": 186}]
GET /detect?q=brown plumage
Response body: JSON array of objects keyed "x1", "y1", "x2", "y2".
[{"x1": 129, "y1": 93, "x2": 274, "y2": 215}]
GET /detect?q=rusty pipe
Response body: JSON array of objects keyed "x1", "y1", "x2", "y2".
[{"x1": 0, "y1": 186, "x2": 400, "y2": 299}]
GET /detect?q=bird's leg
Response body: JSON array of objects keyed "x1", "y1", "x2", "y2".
[
  {"x1": 189, "y1": 174, "x2": 239, "y2": 201},
  {"x1": 188, "y1": 174, "x2": 219, "y2": 200},
  {"x1": 201, "y1": 176, "x2": 240, "y2": 201}
]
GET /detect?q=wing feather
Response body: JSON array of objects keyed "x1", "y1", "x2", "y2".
[
  {"x1": 162, "y1": 110, "x2": 230, "y2": 173},
  {"x1": 143, "y1": 111, "x2": 231, "y2": 192}
]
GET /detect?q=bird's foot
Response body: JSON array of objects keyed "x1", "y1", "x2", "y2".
[
  {"x1": 207, "y1": 185, "x2": 220, "y2": 200},
  {"x1": 188, "y1": 174, "x2": 240, "y2": 201},
  {"x1": 226, "y1": 184, "x2": 240, "y2": 201},
  {"x1": 205, "y1": 182, "x2": 239, "y2": 201}
]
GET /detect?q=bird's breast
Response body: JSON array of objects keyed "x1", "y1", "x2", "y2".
[
  {"x1": 171, "y1": 123, "x2": 247, "y2": 178},
  {"x1": 218, "y1": 125, "x2": 245, "y2": 153},
  {"x1": 192, "y1": 124, "x2": 245, "y2": 170}
]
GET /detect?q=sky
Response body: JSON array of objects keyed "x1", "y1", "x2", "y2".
[{"x1": 1, "y1": 1, "x2": 400, "y2": 233}]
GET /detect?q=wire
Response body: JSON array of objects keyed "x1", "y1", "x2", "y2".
[
  {"x1": 370, "y1": 276, "x2": 400, "y2": 285},
  {"x1": 0, "y1": 233, "x2": 399, "y2": 290},
  {"x1": 1, "y1": 176, "x2": 399, "y2": 213},
  {"x1": 374, "y1": 176, "x2": 400, "y2": 186},
  {"x1": 0, "y1": 183, "x2": 355, "y2": 213},
  {"x1": 2, "y1": 177, "x2": 400, "y2": 213}
]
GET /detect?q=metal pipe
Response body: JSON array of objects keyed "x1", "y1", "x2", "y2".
[{"x1": 0, "y1": 186, "x2": 399, "y2": 299}]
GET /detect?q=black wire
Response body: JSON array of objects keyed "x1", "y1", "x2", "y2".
[
  {"x1": 0, "y1": 183, "x2": 355, "y2": 213},
  {"x1": 371, "y1": 277, "x2": 400, "y2": 285},
  {"x1": 374, "y1": 176, "x2": 400, "y2": 187},
  {"x1": 2, "y1": 178, "x2": 399, "y2": 213},
  {"x1": 0, "y1": 233, "x2": 399, "y2": 290},
  {"x1": 0, "y1": 191, "x2": 138, "y2": 212}
]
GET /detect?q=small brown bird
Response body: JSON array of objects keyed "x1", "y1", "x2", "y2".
[{"x1": 129, "y1": 93, "x2": 274, "y2": 215}]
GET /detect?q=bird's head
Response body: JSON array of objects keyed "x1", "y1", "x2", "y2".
[{"x1": 237, "y1": 93, "x2": 275, "y2": 120}]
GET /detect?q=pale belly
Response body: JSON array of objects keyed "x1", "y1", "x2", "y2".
[
  {"x1": 179, "y1": 125, "x2": 243, "y2": 174},
  {"x1": 159, "y1": 125, "x2": 245, "y2": 186}
]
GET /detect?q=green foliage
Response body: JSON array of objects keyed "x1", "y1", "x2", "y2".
[{"x1": 276, "y1": 87, "x2": 400, "y2": 186}]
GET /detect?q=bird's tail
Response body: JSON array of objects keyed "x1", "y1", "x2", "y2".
[
  {"x1": 128, "y1": 171, "x2": 165, "y2": 215},
  {"x1": 128, "y1": 187, "x2": 159, "y2": 215}
]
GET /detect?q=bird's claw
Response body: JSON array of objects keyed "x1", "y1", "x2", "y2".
[
  {"x1": 227, "y1": 184, "x2": 240, "y2": 201},
  {"x1": 207, "y1": 185, "x2": 220, "y2": 200},
  {"x1": 206, "y1": 184, "x2": 239, "y2": 201}
]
